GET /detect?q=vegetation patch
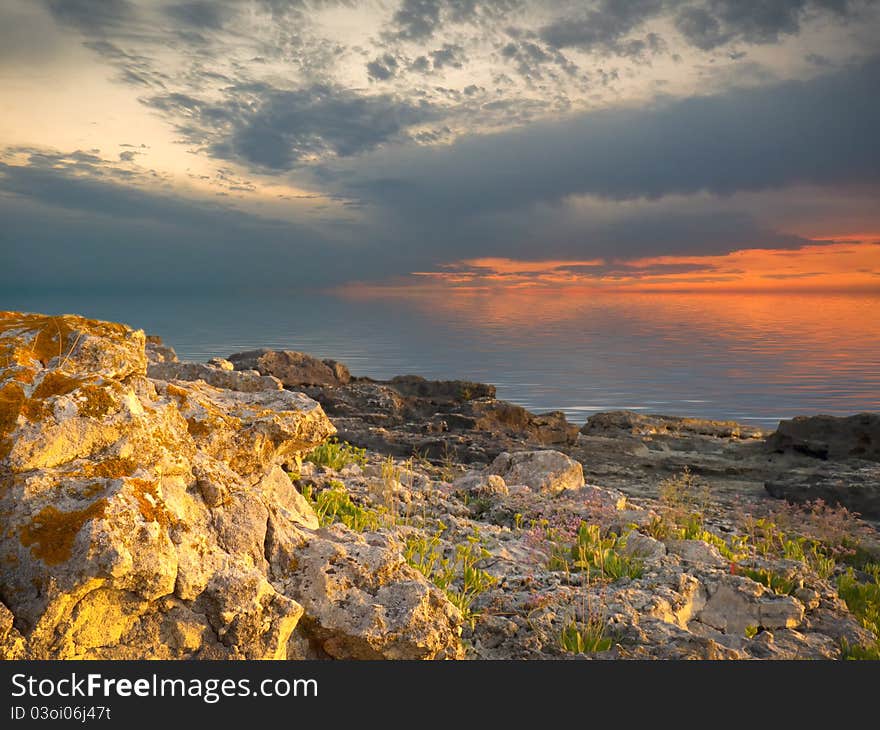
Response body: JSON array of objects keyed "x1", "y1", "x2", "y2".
[
  {"x1": 305, "y1": 437, "x2": 367, "y2": 470},
  {"x1": 302, "y1": 480, "x2": 381, "y2": 532},
  {"x1": 403, "y1": 528, "x2": 497, "y2": 625}
]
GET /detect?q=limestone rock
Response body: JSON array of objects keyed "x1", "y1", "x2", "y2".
[
  {"x1": 228, "y1": 349, "x2": 351, "y2": 387},
  {"x1": 766, "y1": 413, "x2": 880, "y2": 462},
  {"x1": 154, "y1": 379, "x2": 334, "y2": 476},
  {"x1": 145, "y1": 335, "x2": 178, "y2": 364},
  {"x1": 697, "y1": 576, "x2": 804, "y2": 636},
  {"x1": 148, "y1": 360, "x2": 283, "y2": 393},
  {"x1": 486, "y1": 450, "x2": 584, "y2": 494},
  {"x1": 281, "y1": 527, "x2": 464, "y2": 659},
  {"x1": 452, "y1": 471, "x2": 509, "y2": 499},
  {"x1": 581, "y1": 410, "x2": 765, "y2": 439},
  {"x1": 665, "y1": 539, "x2": 728, "y2": 568},
  {"x1": 386, "y1": 375, "x2": 495, "y2": 401},
  {"x1": 765, "y1": 462, "x2": 880, "y2": 518}
]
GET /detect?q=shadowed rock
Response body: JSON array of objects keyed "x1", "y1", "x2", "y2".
[{"x1": 766, "y1": 413, "x2": 880, "y2": 462}]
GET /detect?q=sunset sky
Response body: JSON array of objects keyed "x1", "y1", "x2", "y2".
[{"x1": 1, "y1": 0, "x2": 879, "y2": 293}]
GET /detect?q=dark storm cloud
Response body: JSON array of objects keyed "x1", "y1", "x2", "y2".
[
  {"x1": 343, "y1": 57, "x2": 880, "y2": 222},
  {"x1": 44, "y1": 0, "x2": 134, "y2": 33},
  {"x1": 163, "y1": 2, "x2": 232, "y2": 29},
  {"x1": 366, "y1": 54, "x2": 399, "y2": 81},
  {"x1": 390, "y1": 0, "x2": 521, "y2": 40},
  {"x1": 143, "y1": 84, "x2": 436, "y2": 170},
  {"x1": 675, "y1": 0, "x2": 860, "y2": 50},
  {"x1": 540, "y1": 0, "x2": 667, "y2": 54}
]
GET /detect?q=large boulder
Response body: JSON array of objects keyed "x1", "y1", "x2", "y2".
[
  {"x1": 766, "y1": 413, "x2": 880, "y2": 462},
  {"x1": 486, "y1": 450, "x2": 584, "y2": 494},
  {"x1": 0, "y1": 313, "x2": 463, "y2": 660},
  {"x1": 228, "y1": 349, "x2": 351, "y2": 387}
]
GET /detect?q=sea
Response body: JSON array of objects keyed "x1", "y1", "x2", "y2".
[{"x1": 4, "y1": 288, "x2": 878, "y2": 429}]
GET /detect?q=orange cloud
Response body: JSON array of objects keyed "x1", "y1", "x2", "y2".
[{"x1": 345, "y1": 239, "x2": 880, "y2": 294}]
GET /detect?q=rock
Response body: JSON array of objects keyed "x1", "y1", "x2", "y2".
[
  {"x1": 145, "y1": 335, "x2": 178, "y2": 364},
  {"x1": 764, "y1": 462, "x2": 880, "y2": 518},
  {"x1": 154, "y1": 379, "x2": 334, "y2": 476},
  {"x1": 452, "y1": 472, "x2": 509, "y2": 499},
  {"x1": 486, "y1": 450, "x2": 584, "y2": 494},
  {"x1": 281, "y1": 527, "x2": 464, "y2": 659},
  {"x1": 148, "y1": 360, "x2": 283, "y2": 393},
  {"x1": 766, "y1": 413, "x2": 880, "y2": 461},
  {"x1": 207, "y1": 358, "x2": 234, "y2": 371},
  {"x1": 386, "y1": 375, "x2": 495, "y2": 402},
  {"x1": 622, "y1": 532, "x2": 667, "y2": 560},
  {"x1": 581, "y1": 411, "x2": 765, "y2": 440},
  {"x1": 697, "y1": 576, "x2": 804, "y2": 636},
  {"x1": 665, "y1": 539, "x2": 728, "y2": 568},
  {"x1": 1, "y1": 312, "x2": 466, "y2": 660},
  {"x1": 228, "y1": 349, "x2": 351, "y2": 387}
]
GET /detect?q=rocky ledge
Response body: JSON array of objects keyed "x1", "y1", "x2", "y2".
[{"x1": 1, "y1": 312, "x2": 878, "y2": 660}]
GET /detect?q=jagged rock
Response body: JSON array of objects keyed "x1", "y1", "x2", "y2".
[
  {"x1": 281, "y1": 527, "x2": 464, "y2": 659},
  {"x1": 228, "y1": 349, "x2": 351, "y2": 387},
  {"x1": 764, "y1": 462, "x2": 880, "y2": 518},
  {"x1": 0, "y1": 312, "x2": 465, "y2": 661},
  {"x1": 452, "y1": 472, "x2": 508, "y2": 499},
  {"x1": 766, "y1": 413, "x2": 880, "y2": 461},
  {"x1": 154, "y1": 379, "x2": 333, "y2": 476},
  {"x1": 486, "y1": 450, "x2": 584, "y2": 494},
  {"x1": 697, "y1": 576, "x2": 804, "y2": 636},
  {"x1": 623, "y1": 532, "x2": 667, "y2": 560},
  {"x1": 665, "y1": 539, "x2": 728, "y2": 568},
  {"x1": 145, "y1": 335, "x2": 178, "y2": 364},
  {"x1": 581, "y1": 410, "x2": 765, "y2": 439},
  {"x1": 386, "y1": 375, "x2": 495, "y2": 401},
  {"x1": 148, "y1": 360, "x2": 283, "y2": 393}
]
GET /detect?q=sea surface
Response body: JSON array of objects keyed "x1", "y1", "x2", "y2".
[{"x1": 4, "y1": 289, "x2": 879, "y2": 428}]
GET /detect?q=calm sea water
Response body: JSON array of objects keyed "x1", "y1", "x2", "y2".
[{"x1": 3, "y1": 289, "x2": 878, "y2": 428}]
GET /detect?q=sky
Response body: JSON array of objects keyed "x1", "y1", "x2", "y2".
[{"x1": 1, "y1": 0, "x2": 879, "y2": 293}]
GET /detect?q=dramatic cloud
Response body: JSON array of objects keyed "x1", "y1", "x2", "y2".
[
  {"x1": 0, "y1": 0, "x2": 878, "y2": 293},
  {"x1": 144, "y1": 84, "x2": 436, "y2": 170}
]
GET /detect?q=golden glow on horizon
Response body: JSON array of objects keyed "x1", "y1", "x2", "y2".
[{"x1": 348, "y1": 239, "x2": 880, "y2": 295}]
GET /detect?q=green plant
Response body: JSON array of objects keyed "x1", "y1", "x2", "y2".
[
  {"x1": 304, "y1": 438, "x2": 367, "y2": 470},
  {"x1": 744, "y1": 625, "x2": 759, "y2": 639},
  {"x1": 739, "y1": 566, "x2": 800, "y2": 596},
  {"x1": 403, "y1": 529, "x2": 497, "y2": 625},
  {"x1": 840, "y1": 638, "x2": 880, "y2": 660},
  {"x1": 548, "y1": 523, "x2": 643, "y2": 581},
  {"x1": 559, "y1": 616, "x2": 613, "y2": 654},
  {"x1": 302, "y1": 481, "x2": 380, "y2": 531}
]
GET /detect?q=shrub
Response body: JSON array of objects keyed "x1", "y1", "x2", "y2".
[
  {"x1": 304, "y1": 437, "x2": 367, "y2": 470},
  {"x1": 302, "y1": 480, "x2": 380, "y2": 531},
  {"x1": 403, "y1": 529, "x2": 497, "y2": 625}
]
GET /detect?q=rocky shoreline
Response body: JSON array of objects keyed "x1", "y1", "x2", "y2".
[{"x1": 1, "y1": 312, "x2": 879, "y2": 660}]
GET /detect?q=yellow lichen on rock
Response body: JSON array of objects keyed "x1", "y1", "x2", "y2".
[{"x1": 19, "y1": 500, "x2": 108, "y2": 566}]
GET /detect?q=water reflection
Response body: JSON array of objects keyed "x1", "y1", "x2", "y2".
[{"x1": 4, "y1": 289, "x2": 878, "y2": 427}]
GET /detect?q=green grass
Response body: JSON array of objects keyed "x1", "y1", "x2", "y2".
[
  {"x1": 302, "y1": 480, "x2": 381, "y2": 531},
  {"x1": 304, "y1": 437, "x2": 367, "y2": 470},
  {"x1": 403, "y1": 529, "x2": 497, "y2": 625},
  {"x1": 738, "y1": 566, "x2": 800, "y2": 596},
  {"x1": 549, "y1": 523, "x2": 643, "y2": 581},
  {"x1": 559, "y1": 617, "x2": 613, "y2": 654}
]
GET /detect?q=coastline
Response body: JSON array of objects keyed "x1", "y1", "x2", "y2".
[{"x1": 1, "y1": 312, "x2": 879, "y2": 661}]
